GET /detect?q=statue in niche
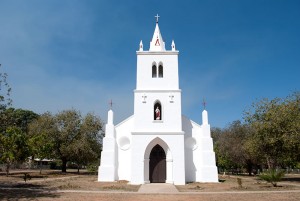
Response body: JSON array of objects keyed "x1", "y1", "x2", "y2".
[{"x1": 155, "y1": 107, "x2": 161, "y2": 120}]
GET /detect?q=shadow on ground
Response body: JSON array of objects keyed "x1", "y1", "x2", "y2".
[
  {"x1": 0, "y1": 183, "x2": 59, "y2": 200},
  {"x1": 282, "y1": 177, "x2": 300, "y2": 182}
]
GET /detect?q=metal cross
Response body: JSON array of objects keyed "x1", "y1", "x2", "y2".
[
  {"x1": 169, "y1": 94, "x2": 174, "y2": 103},
  {"x1": 155, "y1": 14, "x2": 160, "y2": 23},
  {"x1": 109, "y1": 99, "x2": 114, "y2": 109},
  {"x1": 202, "y1": 98, "x2": 206, "y2": 109},
  {"x1": 142, "y1": 94, "x2": 147, "y2": 103}
]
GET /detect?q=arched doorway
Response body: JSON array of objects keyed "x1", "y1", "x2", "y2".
[{"x1": 149, "y1": 144, "x2": 166, "y2": 183}]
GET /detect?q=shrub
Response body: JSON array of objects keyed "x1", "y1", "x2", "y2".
[
  {"x1": 258, "y1": 169, "x2": 285, "y2": 187},
  {"x1": 237, "y1": 177, "x2": 243, "y2": 188},
  {"x1": 87, "y1": 163, "x2": 98, "y2": 174}
]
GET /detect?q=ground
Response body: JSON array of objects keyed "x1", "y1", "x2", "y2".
[{"x1": 0, "y1": 170, "x2": 300, "y2": 201}]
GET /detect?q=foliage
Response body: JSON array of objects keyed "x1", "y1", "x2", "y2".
[
  {"x1": 28, "y1": 112, "x2": 55, "y2": 172},
  {"x1": 244, "y1": 92, "x2": 300, "y2": 169},
  {"x1": 69, "y1": 113, "x2": 103, "y2": 171},
  {"x1": 1, "y1": 108, "x2": 39, "y2": 133},
  {"x1": 0, "y1": 108, "x2": 38, "y2": 173},
  {"x1": 258, "y1": 169, "x2": 285, "y2": 187},
  {"x1": 0, "y1": 127, "x2": 30, "y2": 175},
  {"x1": 211, "y1": 127, "x2": 234, "y2": 170},
  {"x1": 28, "y1": 109, "x2": 104, "y2": 173},
  {"x1": 212, "y1": 121, "x2": 258, "y2": 175},
  {"x1": 87, "y1": 161, "x2": 99, "y2": 174},
  {"x1": 0, "y1": 64, "x2": 12, "y2": 111}
]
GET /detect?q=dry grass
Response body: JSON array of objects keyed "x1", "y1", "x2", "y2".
[
  {"x1": 0, "y1": 170, "x2": 140, "y2": 192},
  {"x1": 0, "y1": 170, "x2": 299, "y2": 201},
  {"x1": 176, "y1": 175, "x2": 300, "y2": 192}
]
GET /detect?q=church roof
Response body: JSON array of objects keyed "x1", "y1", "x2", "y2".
[{"x1": 149, "y1": 15, "x2": 166, "y2": 51}]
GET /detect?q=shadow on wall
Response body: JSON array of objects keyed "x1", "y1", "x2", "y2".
[{"x1": 182, "y1": 115, "x2": 197, "y2": 182}]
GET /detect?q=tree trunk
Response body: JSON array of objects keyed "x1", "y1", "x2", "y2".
[
  {"x1": 62, "y1": 158, "x2": 67, "y2": 173},
  {"x1": 246, "y1": 161, "x2": 253, "y2": 176},
  {"x1": 266, "y1": 157, "x2": 276, "y2": 169},
  {"x1": 77, "y1": 164, "x2": 80, "y2": 174},
  {"x1": 39, "y1": 163, "x2": 42, "y2": 175},
  {"x1": 6, "y1": 162, "x2": 10, "y2": 177}
]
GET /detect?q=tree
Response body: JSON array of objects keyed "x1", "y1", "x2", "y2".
[
  {"x1": 211, "y1": 127, "x2": 233, "y2": 171},
  {"x1": 53, "y1": 109, "x2": 82, "y2": 172},
  {"x1": 1, "y1": 108, "x2": 39, "y2": 133},
  {"x1": 0, "y1": 64, "x2": 12, "y2": 111},
  {"x1": 0, "y1": 127, "x2": 29, "y2": 175},
  {"x1": 244, "y1": 92, "x2": 300, "y2": 169},
  {"x1": 28, "y1": 112, "x2": 55, "y2": 173},
  {"x1": 70, "y1": 113, "x2": 103, "y2": 173},
  {"x1": 0, "y1": 107, "x2": 38, "y2": 174},
  {"x1": 28, "y1": 110, "x2": 104, "y2": 173},
  {"x1": 212, "y1": 121, "x2": 258, "y2": 175}
]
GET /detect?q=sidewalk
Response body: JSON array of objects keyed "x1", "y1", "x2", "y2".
[{"x1": 138, "y1": 183, "x2": 178, "y2": 193}]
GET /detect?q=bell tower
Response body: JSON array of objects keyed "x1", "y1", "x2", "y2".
[{"x1": 133, "y1": 16, "x2": 183, "y2": 133}]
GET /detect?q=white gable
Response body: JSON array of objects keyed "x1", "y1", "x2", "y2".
[{"x1": 149, "y1": 22, "x2": 166, "y2": 51}]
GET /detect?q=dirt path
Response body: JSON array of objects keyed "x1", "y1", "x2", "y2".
[
  {"x1": 1, "y1": 171, "x2": 300, "y2": 200},
  {"x1": 1, "y1": 190, "x2": 299, "y2": 201}
]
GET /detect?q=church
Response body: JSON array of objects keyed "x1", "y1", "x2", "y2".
[{"x1": 98, "y1": 16, "x2": 218, "y2": 185}]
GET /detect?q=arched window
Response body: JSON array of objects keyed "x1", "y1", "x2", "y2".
[
  {"x1": 152, "y1": 64, "x2": 157, "y2": 78},
  {"x1": 158, "y1": 65, "x2": 163, "y2": 78},
  {"x1": 154, "y1": 101, "x2": 162, "y2": 120}
]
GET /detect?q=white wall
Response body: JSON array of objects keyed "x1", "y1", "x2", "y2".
[
  {"x1": 115, "y1": 116, "x2": 134, "y2": 181},
  {"x1": 182, "y1": 115, "x2": 219, "y2": 183},
  {"x1": 133, "y1": 90, "x2": 182, "y2": 132},
  {"x1": 136, "y1": 51, "x2": 179, "y2": 90}
]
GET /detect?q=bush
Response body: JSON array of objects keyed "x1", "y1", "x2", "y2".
[
  {"x1": 258, "y1": 169, "x2": 285, "y2": 187},
  {"x1": 237, "y1": 177, "x2": 243, "y2": 188},
  {"x1": 87, "y1": 163, "x2": 98, "y2": 174},
  {"x1": 50, "y1": 162, "x2": 57, "y2": 169}
]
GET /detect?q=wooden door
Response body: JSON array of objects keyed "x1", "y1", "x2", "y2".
[{"x1": 149, "y1": 144, "x2": 166, "y2": 183}]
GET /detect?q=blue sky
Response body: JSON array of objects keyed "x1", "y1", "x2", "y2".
[{"x1": 0, "y1": 0, "x2": 299, "y2": 128}]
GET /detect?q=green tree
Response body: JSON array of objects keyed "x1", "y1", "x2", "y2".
[
  {"x1": 0, "y1": 107, "x2": 38, "y2": 174},
  {"x1": 1, "y1": 108, "x2": 39, "y2": 133},
  {"x1": 0, "y1": 127, "x2": 29, "y2": 175},
  {"x1": 244, "y1": 92, "x2": 300, "y2": 169},
  {"x1": 70, "y1": 113, "x2": 103, "y2": 173},
  {"x1": 211, "y1": 127, "x2": 233, "y2": 171},
  {"x1": 28, "y1": 110, "x2": 104, "y2": 173},
  {"x1": 28, "y1": 112, "x2": 55, "y2": 173},
  {"x1": 212, "y1": 121, "x2": 258, "y2": 175},
  {"x1": 54, "y1": 109, "x2": 82, "y2": 172}
]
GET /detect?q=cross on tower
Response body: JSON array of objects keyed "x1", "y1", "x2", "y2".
[
  {"x1": 202, "y1": 98, "x2": 206, "y2": 109},
  {"x1": 142, "y1": 94, "x2": 147, "y2": 103},
  {"x1": 109, "y1": 99, "x2": 114, "y2": 109},
  {"x1": 169, "y1": 94, "x2": 174, "y2": 103},
  {"x1": 155, "y1": 14, "x2": 160, "y2": 23}
]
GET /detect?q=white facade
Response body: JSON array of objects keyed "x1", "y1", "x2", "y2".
[{"x1": 98, "y1": 19, "x2": 218, "y2": 185}]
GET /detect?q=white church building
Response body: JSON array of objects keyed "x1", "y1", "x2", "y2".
[{"x1": 98, "y1": 16, "x2": 218, "y2": 185}]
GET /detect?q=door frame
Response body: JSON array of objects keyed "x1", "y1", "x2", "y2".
[{"x1": 143, "y1": 137, "x2": 173, "y2": 184}]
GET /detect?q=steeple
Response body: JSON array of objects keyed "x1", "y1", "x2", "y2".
[{"x1": 149, "y1": 14, "x2": 166, "y2": 51}]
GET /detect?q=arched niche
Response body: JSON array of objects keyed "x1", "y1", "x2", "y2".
[
  {"x1": 152, "y1": 62, "x2": 157, "y2": 78},
  {"x1": 154, "y1": 101, "x2": 162, "y2": 120},
  {"x1": 158, "y1": 62, "x2": 163, "y2": 78}
]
